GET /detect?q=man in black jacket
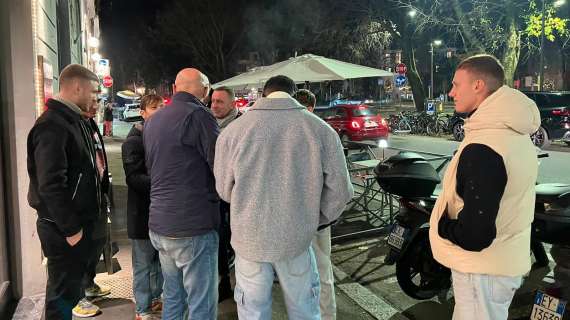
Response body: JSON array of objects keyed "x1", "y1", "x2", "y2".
[
  {"x1": 122, "y1": 94, "x2": 164, "y2": 319},
  {"x1": 27, "y1": 64, "x2": 102, "y2": 319}
]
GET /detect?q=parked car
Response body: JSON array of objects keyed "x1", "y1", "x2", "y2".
[
  {"x1": 522, "y1": 91, "x2": 570, "y2": 148},
  {"x1": 315, "y1": 104, "x2": 390, "y2": 144},
  {"x1": 448, "y1": 112, "x2": 467, "y2": 142},
  {"x1": 450, "y1": 92, "x2": 570, "y2": 148},
  {"x1": 122, "y1": 103, "x2": 142, "y2": 121},
  {"x1": 238, "y1": 101, "x2": 255, "y2": 113}
]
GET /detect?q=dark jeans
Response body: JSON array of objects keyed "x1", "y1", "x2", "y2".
[
  {"x1": 36, "y1": 219, "x2": 94, "y2": 320},
  {"x1": 218, "y1": 201, "x2": 233, "y2": 284}
]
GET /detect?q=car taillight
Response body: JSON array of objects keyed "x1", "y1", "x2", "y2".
[
  {"x1": 552, "y1": 108, "x2": 569, "y2": 116},
  {"x1": 351, "y1": 121, "x2": 361, "y2": 129}
]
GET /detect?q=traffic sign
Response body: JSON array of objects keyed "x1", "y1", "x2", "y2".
[
  {"x1": 96, "y1": 59, "x2": 110, "y2": 76},
  {"x1": 102, "y1": 75, "x2": 113, "y2": 88},
  {"x1": 396, "y1": 63, "x2": 407, "y2": 75},
  {"x1": 426, "y1": 101, "x2": 435, "y2": 115},
  {"x1": 395, "y1": 75, "x2": 407, "y2": 87}
]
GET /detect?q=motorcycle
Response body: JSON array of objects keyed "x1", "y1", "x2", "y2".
[{"x1": 374, "y1": 151, "x2": 570, "y2": 300}]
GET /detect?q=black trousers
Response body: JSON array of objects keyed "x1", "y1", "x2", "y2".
[
  {"x1": 37, "y1": 219, "x2": 94, "y2": 320},
  {"x1": 83, "y1": 219, "x2": 107, "y2": 288},
  {"x1": 217, "y1": 201, "x2": 233, "y2": 284}
]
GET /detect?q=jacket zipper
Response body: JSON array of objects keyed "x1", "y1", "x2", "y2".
[{"x1": 72, "y1": 173, "x2": 82, "y2": 200}]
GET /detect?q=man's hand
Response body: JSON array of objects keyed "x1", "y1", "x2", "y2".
[{"x1": 66, "y1": 229, "x2": 83, "y2": 246}]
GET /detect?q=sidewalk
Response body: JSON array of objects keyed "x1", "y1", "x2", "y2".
[{"x1": 88, "y1": 240, "x2": 383, "y2": 320}]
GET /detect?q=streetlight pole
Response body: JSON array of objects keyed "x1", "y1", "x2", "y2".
[
  {"x1": 430, "y1": 42, "x2": 434, "y2": 99},
  {"x1": 539, "y1": 0, "x2": 546, "y2": 91},
  {"x1": 539, "y1": 0, "x2": 566, "y2": 91},
  {"x1": 430, "y1": 40, "x2": 442, "y2": 99}
]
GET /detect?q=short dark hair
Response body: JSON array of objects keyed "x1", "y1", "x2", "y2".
[
  {"x1": 457, "y1": 54, "x2": 505, "y2": 94},
  {"x1": 140, "y1": 94, "x2": 163, "y2": 111},
  {"x1": 59, "y1": 64, "x2": 99, "y2": 86},
  {"x1": 213, "y1": 86, "x2": 235, "y2": 100},
  {"x1": 263, "y1": 75, "x2": 297, "y2": 96},
  {"x1": 293, "y1": 89, "x2": 316, "y2": 108}
]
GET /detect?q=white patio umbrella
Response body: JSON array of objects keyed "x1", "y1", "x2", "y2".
[{"x1": 213, "y1": 54, "x2": 394, "y2": 89}]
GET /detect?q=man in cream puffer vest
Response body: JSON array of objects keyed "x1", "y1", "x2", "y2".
[{"x1": 429, "y1": 54, "x2": 541, "y2": 320}]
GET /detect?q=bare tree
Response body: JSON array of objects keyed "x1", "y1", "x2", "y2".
[{"x1": 154, "y1": 0, "x2": 248, "y2": 82}]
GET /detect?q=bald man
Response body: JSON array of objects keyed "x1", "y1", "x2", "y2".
[{"x1": 143, "y1": 68, "x2": 220, "y2": 319}]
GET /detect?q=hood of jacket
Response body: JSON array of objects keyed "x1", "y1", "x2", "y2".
[{"x1": 464, "y1": 86, "x2": 541, "y2": 136}]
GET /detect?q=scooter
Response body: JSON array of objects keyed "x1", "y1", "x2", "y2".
[{"x1": 375, "y1": 151, "x2": 570, "y2": 300}]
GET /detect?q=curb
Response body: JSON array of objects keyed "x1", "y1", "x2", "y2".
[{"x1": 333, "y1": 264, "x2": 410, "y2": 320}]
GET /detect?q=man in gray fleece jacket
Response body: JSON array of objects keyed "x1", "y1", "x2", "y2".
[{"x1": 214, "y1": 75, "x2": 353, "y2": 319}]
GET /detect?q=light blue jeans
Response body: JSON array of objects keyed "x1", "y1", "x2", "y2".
[
  {"x1": 132, "y1": 239, "x2": 163, "y2": 315},
  {"x1": 234, "y1": 247, "x2": 321, "y2": 320},
  {"x1": 451, "y1": 270, "x2": 522, "y2": 320},
  {"x1": 149, "y1": 230, "x2": 218, "y2": 320}
]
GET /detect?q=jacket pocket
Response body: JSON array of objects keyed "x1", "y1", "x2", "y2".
[{"x1": 72, "y1": 173, "x2": 83, "y2": 201}]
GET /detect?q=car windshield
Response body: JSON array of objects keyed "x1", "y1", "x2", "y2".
[{"x1": 351, "y1": 107, "x2": 376, "y2": 117}]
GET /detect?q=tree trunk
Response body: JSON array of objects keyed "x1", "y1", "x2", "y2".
[
  {"x1": 562, "y1": 51, "x2": 570, "y2": 90},
  {"x1": 405, "y1": 48, "x2": 426, "y2": 112},
  {"x1": 501, "y1": 10, "x2": 520, "y2": 87}
]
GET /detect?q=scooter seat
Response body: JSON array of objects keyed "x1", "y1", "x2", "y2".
[{"x1": 535, "y1": 183, "x2": 570, "y2": 204}]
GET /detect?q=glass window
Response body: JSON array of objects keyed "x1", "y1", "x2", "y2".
[{"x1": 351, "y1": 107, "x2": 376, "y2": 117}]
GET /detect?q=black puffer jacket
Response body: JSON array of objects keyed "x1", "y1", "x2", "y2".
[
  {"x1": 122, "y1": 124, "x2": 151, "y2": 239},
  {"x1": 27, "y1": 99, "x2": 101, "y2": 237}
]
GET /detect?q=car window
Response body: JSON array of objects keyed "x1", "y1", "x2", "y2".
[
  {"x1": 351, "y1": 107, "x2": 375, "y2": 117},
  {"x1": 335, "y1": 108, "x2": 346, "y2": 118}
]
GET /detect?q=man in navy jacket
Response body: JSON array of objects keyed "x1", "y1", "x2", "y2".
[{"x1": 143, "y1": 68, "x2": 220, "y2": 319}]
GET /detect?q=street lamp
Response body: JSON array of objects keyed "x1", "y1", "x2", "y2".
[
  {"x1": 91, "y1": 52, "x2": 101, "y2": 62},
  {"x1": 408, "y1": 9, "x2": 417, "y2": 18},
  {"x1": 539, "y1": 0, "x2": 566, "y2": 91},
  {"x1": 88, "y1": 37, "x2": 99, "y2": 48},
  {"x1": 430, "y1": 40, "x2": 442, "y2": 99}
]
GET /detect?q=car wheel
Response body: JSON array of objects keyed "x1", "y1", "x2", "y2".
[
  {"x1": 531, "y1": 126, "x2": 550, "y2": 149},
  {"x1": 452, "y1": 122, "x2": 464, "y2": 141}
]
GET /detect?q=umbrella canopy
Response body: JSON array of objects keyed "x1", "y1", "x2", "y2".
[
  {"x1": 116, "y1": 90, "x2": 140, "y2": 100},
  {"x1": 213, "y1": 54, "x2": 394, "y2": 90}
]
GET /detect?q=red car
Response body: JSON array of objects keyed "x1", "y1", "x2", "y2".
[{"x1": 315, "y1": 104, "x2": 390, "y2": 143}]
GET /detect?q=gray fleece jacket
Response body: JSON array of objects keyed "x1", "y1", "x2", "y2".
[{"x1": 214, "y1": 92, "x2": 354, "y2": 262}]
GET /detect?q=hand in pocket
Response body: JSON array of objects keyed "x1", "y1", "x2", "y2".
[{"x1": 66, "y1": 229, "x2": 83, "y2": 246}]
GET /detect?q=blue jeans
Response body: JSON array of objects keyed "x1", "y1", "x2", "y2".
[
  {"x1": 132, "y1": 239, "x2": 163, "y2": 315},
  {"x1": 234, "y1": 247, "x2": 320, "y2": 320},
  {"x1": 451, "y1": 270, "x2": 522, "y2": 320},
  {"x1": 149, "y1": 230, "x2": 218, "y2": 320}
]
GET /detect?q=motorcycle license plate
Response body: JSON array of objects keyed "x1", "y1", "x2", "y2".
[
  {"x1": 531, "y1": 291, "x2": 566, "y2": 320},
  {"x1": 387, "y1": 224, "x2": 408, "y2": 250},
  {"x1": 364, "y1": 121, "x2": 378, "y2": 128}
]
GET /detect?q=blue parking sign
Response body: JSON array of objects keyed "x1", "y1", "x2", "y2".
[{"x1": 426, "y1": 102, "x2": 435, "y2": 115}]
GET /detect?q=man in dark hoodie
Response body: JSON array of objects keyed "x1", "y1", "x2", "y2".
[
  {"x1": 27, "y1": 64, "x2": 102, "y2": 319},
  {"x1": 122, "y1": 94, "x2": 165, "y2": 320}
]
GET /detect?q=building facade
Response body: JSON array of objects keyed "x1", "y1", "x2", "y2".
[{"x1": 0, "y1": 0, "x2": 100, "y2": 317}]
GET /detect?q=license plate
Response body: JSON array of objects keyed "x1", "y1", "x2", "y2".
[
  {"x1": 387, "y1": 225, "x2": 408, "y2": 250},
  {"x1": 364, "y1": 121, "x2": 378, "y2": 128},
  {"x1": 530, "y1": 291, "x2": 566, "y2": 320}
]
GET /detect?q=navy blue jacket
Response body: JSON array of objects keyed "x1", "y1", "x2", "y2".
[{"x1": 143, "y1": 92, "x2": 220, "y2": 237}]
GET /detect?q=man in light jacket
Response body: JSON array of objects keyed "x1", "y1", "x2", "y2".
[
  {"x1": 294, "y1": 89, "x2": 337, "y2": 320},
  {"x1": 429, "y1": 54, "x2": 541, "y2": 320},
  {"x1": 214, "y1": 75, "x2": 353, "y2": 319}
]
